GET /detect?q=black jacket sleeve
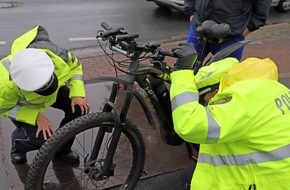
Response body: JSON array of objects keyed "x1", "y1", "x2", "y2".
[
  {"x1": 184, "y1": 0, "x2": 196, "y2": 18},
  {"x1": 247, "y1": 0, "x2": 271, "y2": 32}
]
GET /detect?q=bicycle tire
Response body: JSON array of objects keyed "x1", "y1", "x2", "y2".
[{"x1": 25, "y1": 112, "x2": 145, "y2": 190}]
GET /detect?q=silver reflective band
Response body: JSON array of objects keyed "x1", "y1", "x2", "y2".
[
  {"x1": 171, "y1": 91, "x2": 199, "y2": 111},
  {"x1": 18, "y1": 98, "x2": 42, "y2": 107},
  {"x1": 199, "y1": 143, "x2": 290, "y2": 166},
  {"x1": 199, "y1": 87, "x2": 211, "y2": 96},
  {"x1": 205, "y1": 107, "x2": 220, "y2": 142},
  {"x1": 2, "y1": 58, "x2": 10, "y2": 71},
  {"x1": 9, "y1": 105, "x2": 21, "y2": 119},
  {"x1": 18, "y1": 98, "x2": 29, "y2": 105},
  {"x1": 70, "y1": 74, "x2": 83, "y2": 81},
  {"x1": 0, "y1": 99, "x2": 40, "y2": 114}
]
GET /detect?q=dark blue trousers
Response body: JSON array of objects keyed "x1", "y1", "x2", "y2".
[
  {"x1": 11, "y1": 85, "x2": 82, "y2": 153},
  {"x1": 187, "y1": 22, "x2": 245, "y2": 62}
]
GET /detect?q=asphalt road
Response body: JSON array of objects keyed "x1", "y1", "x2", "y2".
[
  {"x1": 0, "y1": 0, "x2": 187, "y2": 58},
  {"x1": 0, "y1": 0, "x2": 289, "y2": 58}
]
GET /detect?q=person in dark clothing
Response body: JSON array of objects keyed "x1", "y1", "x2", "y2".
[{"x1": 184, "y1": 0, "x2": 272, "y2": 61}]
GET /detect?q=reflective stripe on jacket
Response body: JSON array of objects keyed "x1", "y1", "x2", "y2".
[
  {"x1": 170, "y1": 70, "x2": 290, "y2": 189},
  {"x1": 0, "y1": 26, "x2": 85, "y2": 125}
]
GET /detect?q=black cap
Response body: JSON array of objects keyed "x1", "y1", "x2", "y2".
[{"x1": 35, "y1": 73, "x2": 58, "y2": 96}]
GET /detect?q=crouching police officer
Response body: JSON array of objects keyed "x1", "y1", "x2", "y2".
[
  {"x1": 171, "y1": 43, "x2": 290, "y2": 190},
  {"x1": 0, "y1": 26, "x2": 90, "y2": 163}
]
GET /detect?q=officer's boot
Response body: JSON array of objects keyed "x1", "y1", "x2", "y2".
[
  {"x1": 11, "y1": 141, "x2": 27, "y2": 163},
  {"x1": 55, "y1": 138, "x2": 79, "y2": 164},
  {"x1": 55, "y1": 149, "x2": 79, "y2": 164}
]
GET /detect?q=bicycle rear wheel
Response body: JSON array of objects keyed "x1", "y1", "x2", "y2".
[{"x1": 25, "y1": 112, "x2": 145, "y2": 190}]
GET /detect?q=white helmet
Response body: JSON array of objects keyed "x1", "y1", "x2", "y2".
[{"x1": 10, "y1": 48, "x2": 55, "y2": 92}]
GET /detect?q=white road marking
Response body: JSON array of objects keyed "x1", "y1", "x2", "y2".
[
  {"x1": 68, "y1": 37, "x2": 97, "y2": 42},
  {"x1": 0, "y1": 41, "x2": 6, "y2": 45}
]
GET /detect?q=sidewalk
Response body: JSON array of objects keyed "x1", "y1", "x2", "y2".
[{"x1": 76, "y1": 22, "x2": 290, "y2": 81}]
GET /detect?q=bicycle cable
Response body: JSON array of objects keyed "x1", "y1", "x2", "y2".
[{"x1": 96, "y1": 30, "x2": 157, "y2": 76}]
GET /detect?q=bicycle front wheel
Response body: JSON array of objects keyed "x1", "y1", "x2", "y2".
[{"x1": 25, "y1": 112, "x2": 145, "y2": 190}]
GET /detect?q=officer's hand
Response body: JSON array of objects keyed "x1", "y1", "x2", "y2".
[
  {"x1": 172, "y1": 43, "x2": 197, "y2": 70},
  {"x1": 71, "y1": 97, "x2": 90, "y2": 115},
  {"x1": 36, "y1": 113, "x2": 55, "y2": 140}
]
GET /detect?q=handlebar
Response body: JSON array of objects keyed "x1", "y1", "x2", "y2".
[
  {"x1": 97, "y1": 21, "x2": 255, "y2": 82},
  {"x1": 97, "y1": 22, "x2": 177, "y2": 80},
  {"x1": 98, "y1": 22, "x2": 176, "y2": 58}
]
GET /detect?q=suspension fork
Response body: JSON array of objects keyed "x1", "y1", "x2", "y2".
[
  {"x1": 85, "y1": 101, "x2": 127, "y2": 179},
  {"x1": 87, "y1": 92, "x2": 135, "y2": 178},
  {"x1": 98, "y1": 84, "x2": 136, "y2": 177},
  {"x1": 87, "y1": 82, "x2": 120, "y2": 162},
  {"x1": 99, "y1": 101, "x2": 127, "y2": 178},
  {"x1": 88, "y1": 59, "x2": 139, "y2": 176},
  {"x1": 88, "y1": 81, "x2": 134, "y2": 159}
]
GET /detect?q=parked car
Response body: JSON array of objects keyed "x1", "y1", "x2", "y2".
[
  {"x1": 147, "y1": 0, "x2": 290, "y2": 13},
  {"x1": 147, "y1": 0, "x2": 184, "y2": 12},
  {"x1": 272, "y1": 0, "x2": 290, "y2": 12}
]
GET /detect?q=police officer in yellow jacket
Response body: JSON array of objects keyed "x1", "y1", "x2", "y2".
[
  {"x1": 0, "y1": 26, "x2": 90, "y2": 163},
  {"x1": 171, "y1": 43, "x2": 290, "y2": 190}
]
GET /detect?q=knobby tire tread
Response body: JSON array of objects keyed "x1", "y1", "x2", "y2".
[{"x1": 25, "y1": 112, "x2": 145, "y2": 190}]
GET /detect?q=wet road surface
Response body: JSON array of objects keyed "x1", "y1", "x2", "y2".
[{"x1": 0, "y1": 81, "x2": 193, "y2": 189}]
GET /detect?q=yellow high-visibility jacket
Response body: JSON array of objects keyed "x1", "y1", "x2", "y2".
[
  {"x1": 170, "y1": 69, "x2": 290, "y2": 190},
  {"x1": 0, "y1": 26, "x2": 85, "y2": 125}
]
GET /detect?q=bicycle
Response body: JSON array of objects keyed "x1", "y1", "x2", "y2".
[{"x1": 25, "y1": 20, "x2": 254, "y2": 190}]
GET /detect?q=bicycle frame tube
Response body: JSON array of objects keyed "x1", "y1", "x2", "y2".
[{"x1": 135, "y1": 75, "x2": 173, "y2": 131}]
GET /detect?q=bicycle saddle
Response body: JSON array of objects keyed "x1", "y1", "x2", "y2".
[{"x1": 196, "y1": 20, "x2": 231, "y2": 41}]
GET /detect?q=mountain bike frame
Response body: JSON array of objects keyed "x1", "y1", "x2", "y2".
[
  {"x1": 87, "y1": 20, "x2": 256, "y2": 177},
  {"x1": 87, "y1": 49, "x2": 175, "y2": 175}
]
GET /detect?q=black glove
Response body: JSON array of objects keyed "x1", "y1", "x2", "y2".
[{"x1": 172, "y1": 43, "x2": 197, "y2": 70}]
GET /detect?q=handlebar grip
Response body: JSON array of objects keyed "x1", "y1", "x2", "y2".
[
  {"x1": 116, "y1": 34, "x2": 139, "y2": 42},
  {"x1": 101, "y1": 22, "x2": 112, "y2": 30},
  {"x1": 159, "y1": 49, "x2": 176, "y2": 58},
  {"x1": 100, "y1": 27, "x2": 125, "y2": 39}
]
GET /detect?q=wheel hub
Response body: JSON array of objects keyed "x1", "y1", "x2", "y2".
[{"x1": 283, "y1": 0, "x2": 290, "y2": 10}]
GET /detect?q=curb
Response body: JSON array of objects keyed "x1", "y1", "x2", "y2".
[
  {"x1": 246, "y1": 22, "x2": 290, "y2": 41},
  {"x1": 75, "y1": 22, "x2": 290, "y2": 59},
  {"x1": 78, "y1": 22, "x2": 290, "y2": 81}
]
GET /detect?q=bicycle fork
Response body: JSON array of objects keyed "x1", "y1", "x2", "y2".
[{"x1": 86, "y1": 81, "x2": 134, "y2": 179}]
